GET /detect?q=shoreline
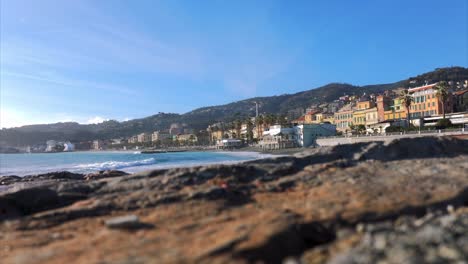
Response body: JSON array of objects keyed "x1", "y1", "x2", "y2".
[{"x1": 0, "y1": 150, "x2": 281, "y2": 177}]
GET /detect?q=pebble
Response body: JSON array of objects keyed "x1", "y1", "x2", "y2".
[
  {"x1": 447, "y1": 204, "x2": 455, "y2": 214},
  {"x1": 105, "y1": 215, "x2": 141, "y2": 229},
  {"x1": 437, "y1": 245, "x2": 460, "y2": 260}
]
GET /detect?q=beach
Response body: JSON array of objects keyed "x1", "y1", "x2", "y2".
[{"x1": 1, "y1": 137, "x2": 467, "y2": 263}]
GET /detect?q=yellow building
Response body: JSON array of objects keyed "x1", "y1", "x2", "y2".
[
  {"x1": 353, "y1": 110, "x2": 367, "y2": 125},
  {"x1": 210, "y1": 130, "x2": 224, "y2": 143},
  {"x1": 383, "y1": 98, "x2": 407, "y2": 121},
  {"x1": 364, "y1": 107, "x2": 379, "y2": 125},
  {"x1": 314, "y1": 113, "x2": 334, "y2": 123},
  {"x1": 356, "y1": 100, "x2": 375, "y2": 110},
  {"x1": 304, "y1": 110, "x2": 320, "y2": 124}
]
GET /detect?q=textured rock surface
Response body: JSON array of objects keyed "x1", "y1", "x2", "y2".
[{"x1": 0, "y1": 137, "x2": 467, "y2": 264}]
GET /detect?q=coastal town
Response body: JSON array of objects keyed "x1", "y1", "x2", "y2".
[
  {"x1": 19, "y1": 80, "x2": 468, "y2": 153},
  {"x1": 2, "y1": 1, "x2": 468, "y2": 263}
]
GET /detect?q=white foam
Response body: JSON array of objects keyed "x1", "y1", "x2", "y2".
[{"x1": 73, "y1": 158, "x2": 156, "y2": 171}]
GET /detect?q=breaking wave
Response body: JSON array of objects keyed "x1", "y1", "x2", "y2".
[{"x1": 73, "y1": 158, "x2": 156, "y2": 171}]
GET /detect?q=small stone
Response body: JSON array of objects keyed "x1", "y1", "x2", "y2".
[
  {"x1": 373, "y1": 235, "x2": 387, "y2": 250},
  {"x1": 356, "y1": 223, "x2": 365, "y2": 233},
  {"x1": 439, "y1": 214, "x2": 456, "y2": 227},
  {"x1": 105, "y1": 215, "x2": 141, "y2": 229},
  {"x1": 282, "y1": 256, "x2": 300, "y2": 264},
  {"x1": 447, "y1": 205, "x2": 455, "y2": 214},
  {"x1": 438, "y1": 245, "x2": 460, "y2": 260}
]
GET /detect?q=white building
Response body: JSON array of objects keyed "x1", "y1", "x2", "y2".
[
  {"x1": 63, "y1": 141, "x2": 75, "y2": 152},
  {"x1": 294, "y1": 123, "x2": 337, "y2": 147},
  {"x1": 45, "y1": 140, "x2": 58, "y2": 152},
  {"x1": 216, "y1": 139, "x2": 242, "y2": 149},
  {"x1": 260, "y1": 125, "x2": 297, "y2": 150}
]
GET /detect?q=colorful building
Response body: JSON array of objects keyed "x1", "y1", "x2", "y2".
[
  {"x1": 137, "y1": 133, "x2": 152, "y2": 143},
  {"x1": 383, "y1": 98, "x2": 407, "y2": 121},
  {"x1": 408, "y1": 83, "x2": 454, "y2": 119},
  {"x1": 364, "y1": 107, "x2": 379, "y2": 126},
  {"x1": 334, "y1": 109, "x2": 353, "y2": 133},
  {"x1": 304, "y1": 110, "x2": 320, "y2": 124},
  {"x1": 353, "y1": 110, "x2": 367, "y2": 126},
  {"x1": 151, "y1": 131, "x2": 171, "y2": 142}
]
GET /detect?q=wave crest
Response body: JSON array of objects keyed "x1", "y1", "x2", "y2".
[{"x1": 73, "y1": 158, "x2": 156, "y2": 171}]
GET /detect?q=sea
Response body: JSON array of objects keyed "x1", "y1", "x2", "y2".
[{"x1": 0, "y1": 151, "x2": 274, "y2": 176}]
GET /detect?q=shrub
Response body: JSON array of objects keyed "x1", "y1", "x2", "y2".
[{"x1": 435, "y1": 119, "x2": 452, "y2": 129}]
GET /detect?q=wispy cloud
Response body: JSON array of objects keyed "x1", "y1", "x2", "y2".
[
  {"x1": 86, "y1": 116, "x2": 109, "y2": 124},
  {"x1": 2, "y1": 70, "x2": 138, "y2": 96}
]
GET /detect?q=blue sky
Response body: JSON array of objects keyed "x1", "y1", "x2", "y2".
[{"x1": 1, "y1": 0, "x2": 467, "y2": 128}]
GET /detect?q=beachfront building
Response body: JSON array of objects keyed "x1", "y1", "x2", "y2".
[
  {"x1": 408, "y1": 83, "x2": 453, "y2": 119},
  {"x1": 93, "y1": 140, "x2": 106, "y2": 150},
  {"x1": 352, "y1": 110, "x2": 367, "y2": 126},
  {"x1": 364, "y1": 107, "x2": 379, "y2": 126},
  {"x1": 63, "y1": 141, "x2": 75, "y2": 152},
  {"x1": 259, "y1": 125, "x2": 297, "y2": 150},
  {"x1": 137, "y1": 133, "x2": 152, "y2": 143},
  {"x1": 152, "y1": 131, "x2": 171, "y2": 142},
  {"x1": 334, "y1": 110, "x2": 353, "y2": 133},
  {"x1": 333, "y1": 103, "x2": 354, "y2": 133},
  {"x1": 383, "y1": 98, "x2": 407, "y2": 121},
  {"x1": 111, "y1": 138, "x2": 125, "y2": 145},
  {"x1": 128, "y1": 136, "x2": 138, "y2": 144},
  {"x1": 216, "y1": 139, "x2": 242, "y2": 149},
  {"x1": 294, "y1": 123, "x2": 336, "y2": 147},
  {"x1": 45, "y1": 140, "x2": 58, "y2": 152},
  {"x1": 177, "y1": 134, "x2": 198, "y2": 144}
]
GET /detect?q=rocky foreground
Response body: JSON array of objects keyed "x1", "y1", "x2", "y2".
[{"x1": 1, "y1": 137, "x2": 468, "y2": 264}]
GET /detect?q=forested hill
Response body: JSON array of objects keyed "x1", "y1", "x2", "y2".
[{"x1": 1, "y1": 67, "x2": 467, "y2": 146}]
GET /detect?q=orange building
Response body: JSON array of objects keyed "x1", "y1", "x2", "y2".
[
  {"x1": 356, "y1": 100, "x2": 375, "y2": 110},
  {"x1": 408, "y1": 84, "x2": 452, "y2": 119},
  {"x1": 304, "y1": 110, "x2": 320, "y2": 124},
  {"x1": 383, "y1": 98, "x2": 407, "y2": 121},
  {"x1": 376, "y1": 95, "x2": 392, "y2": 122}
]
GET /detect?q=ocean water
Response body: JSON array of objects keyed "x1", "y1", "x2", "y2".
[{"x1": 0, "y1": 151, "x2": 274, "y2": 176}]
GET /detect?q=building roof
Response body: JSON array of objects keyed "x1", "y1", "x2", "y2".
[
  {"x1": 305, "y1": 110, "x2": 320, "y2": 115},
  {"x1": 454, "y1": 90, "x2": 468, "y2": 96},
  {"x1": 292, "y1": 116, "x2": 306, "y2": 122},
  {"x1": 408, "y1": 83, "x2": 437, "y2": 92}
]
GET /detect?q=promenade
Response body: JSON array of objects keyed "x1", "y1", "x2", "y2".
[{"x1": 316, "y1": 127, "x2": 468, "y2": 146}]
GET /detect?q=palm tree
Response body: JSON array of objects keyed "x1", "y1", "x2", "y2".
[
  {"x1": 399, "y1": 89, "x2": 413, "y2": 126},
  {"x1": 255, "y1": 115, "x2": 264, "y2": 140},
  {"x1": 234, "y1": 119, "x2": 242, "y2": 138},
  {"x1": 434, "y1": 81, "x2": 449, "y2": 120}
]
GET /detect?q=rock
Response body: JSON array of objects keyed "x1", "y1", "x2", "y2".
[
  {"x1": 0, "y1": 175, "x2": 21, "y2": 185},
  {"x1": 0, "y1": 137, "x2": 467, "y2": 263},
  {"x1": 84, "y1": 170, "x2": 129, "y2": 181}
]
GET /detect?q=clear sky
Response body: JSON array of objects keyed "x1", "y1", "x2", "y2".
[{"x1": 1, "y1": 0, "x2": 467, "y2": 128}]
